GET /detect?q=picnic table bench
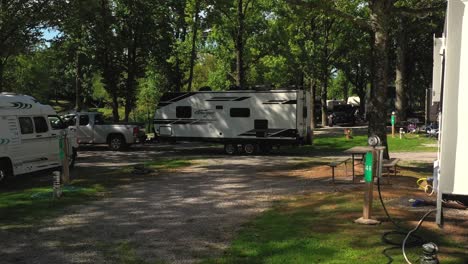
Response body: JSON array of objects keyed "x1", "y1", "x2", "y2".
[
  {"x1": 382, "y1": 158, "x2": 400, "y2": 184},
  {"x1": 328, "y1": 158, "x2": 351, "y2": 184}
]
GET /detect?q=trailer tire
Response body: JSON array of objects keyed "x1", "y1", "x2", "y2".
[
  {"x1": 224, "y1": 143, "x2": 237, "y2": 155},
  {"x1": 243, "y1": 143, "x2": 257, "y2": 155},
  {"x1": 109, "y1": 135, "x2": 126, "y2": 151}
]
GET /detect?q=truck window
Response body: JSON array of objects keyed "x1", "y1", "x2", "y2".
[
  {"x1": 33, "y1": 117, "x2": 49, "y2": 133},
  {"x1": 176, "y1": 106, "x2": 192, "y2": 118},
  {"x1": 48, "y1": 115, "x2": 65, "y2": 130},
  {"x1": 230, "y1": 108, "x2": 250, "y2": 118},
  {"x1": 19, "y1": 117, "x2": 34, "y2": 134},
  {"x1": 79, "y1": 115, "x2": 90, "y2": 126},
  {"x1": 94, "y1": 114, "x2": 105, "y2": 125}
]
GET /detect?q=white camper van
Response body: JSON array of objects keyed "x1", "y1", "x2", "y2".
[
  {"x1": 154, "y1": 89, "x2": 312, "y2": 154},
  {"x1": 0, "y1": 93, "x2": 77, "y2": 181}
]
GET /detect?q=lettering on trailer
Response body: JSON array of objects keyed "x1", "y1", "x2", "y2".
[
  {"x1": 263, "y1": 100, "x2": 297, "y2": 105},
  {"x1": 0, "y1": 102, "x2": 33, "y2": 109},
  {"x1": 239, "y1": 129, "x2": 298, "y2": 138},
  {"x1": 154, "y1": 119, "x2": 215, "y2": 125}
]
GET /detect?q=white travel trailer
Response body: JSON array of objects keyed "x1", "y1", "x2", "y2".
[
  {"x1": 0, "y1": 93, "x2": 77, "y2": 181},
  {"x1": 154, "y1": 89, "x2": 312, "y2": 154},
  {"x1": 432, "y1": 0, "x2": 468, "y2": 225}
]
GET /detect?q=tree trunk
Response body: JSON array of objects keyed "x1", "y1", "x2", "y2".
[
  {"x1": 187, "y1": 0, "x2": 200, "y2": 92},
  {"x1": 0, "y1": 60, "x2": 4, "y2": 93},
  {"x1": 111, "y1": 88, "x2": 119, "y2": 122},
  {"x1": 75, "y1": 50, "x2": 83, "y2": 112},
  {"x1": 321, "y1": 76, "x2": 328, "y2": 127},
  {"x1": 395, "y1": 19, "x2": 407, "y2": 121},
  {"x1": 310, "y1": 80, "x2": 316, "y2": 128},
  {"x1": 343, "y1": 81, "x2": 349, "y2": 103},
  {"x1": 369, "y1": 1, "x2": 390, "y2": 159},
  {"x1": 235, "y1": 0, "x2": 245, "y2": 88}
]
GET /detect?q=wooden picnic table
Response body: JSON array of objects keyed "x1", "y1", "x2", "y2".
[{"x1": 343, "y1": 146, "x2": 386, "y2": 181}]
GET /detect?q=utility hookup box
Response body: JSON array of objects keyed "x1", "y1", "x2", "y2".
[{"x1": 434, "y1": 0, "x2": 468, "y2": 225}]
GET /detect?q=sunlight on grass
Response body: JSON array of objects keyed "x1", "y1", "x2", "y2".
[
  {"x1": 202, "y1": 193, "x2": 465, "y2": 264},
  {"x1": 144, "y1": 158, "x2": 193, "y2": 170},
  {"x1": 288, "y1": 134, "x2": 438, "y2": 154}
]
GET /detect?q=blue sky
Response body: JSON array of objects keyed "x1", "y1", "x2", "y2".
[{"x1": 41, "y1": 28, "x2": 60, "y2": 41}]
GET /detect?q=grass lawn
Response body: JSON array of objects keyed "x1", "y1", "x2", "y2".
[
  {"x1": 0, "y1": 158, "x2": 193, "y2": 228},
  {"x1": 202, "y1": 191, "x2": 466, "y2": 264},
  {"x1": 287, "y1": 134, "x2": 437, "y2": 155}
]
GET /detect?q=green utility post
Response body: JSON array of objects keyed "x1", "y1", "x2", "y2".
[
  {"x1": 59, "y1": 133, "x2": 70, "y2": 184},
  {"x1": 391, "y1": 111, "x2": 396, "y2": 138},
  {"x1": 355, "y1": 136, "x2": 383, "y2": 225}
]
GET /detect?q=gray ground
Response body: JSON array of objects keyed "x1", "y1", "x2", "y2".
[{"x1": 0, "y1": 135, "x2": 442, "y2": 264}]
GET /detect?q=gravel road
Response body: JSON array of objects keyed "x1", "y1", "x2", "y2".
[
  {"x1": 0, "y1": 142, "x2": 442, "y2": 264},
  {"x1": 0, "y1": 145, "x2": 337, "y2": 264}
]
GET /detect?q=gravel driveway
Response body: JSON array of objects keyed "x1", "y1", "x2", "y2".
[{"x1": 0, "y1": 145, "x2": 335, "y2": 264}]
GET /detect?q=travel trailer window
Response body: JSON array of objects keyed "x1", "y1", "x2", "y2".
[
  {"x1": 33, "y1": 117, "x2": 49, "y2": 133},
  {"x1": 19, "y1": 117, "x2": 34, "y2": 134},
  {"x1": 230, "y1": 108, "x2": 250, "y2": 118},
  {"x1": 79, "y1": 115, "x2": 90, "y2": 126},
  {"x1": 176, "y1": 106, "x2": 192, "y2": 118}
]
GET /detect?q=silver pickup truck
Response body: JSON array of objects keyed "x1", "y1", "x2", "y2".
[{"x1": 63, "y1": 112, "x2": 143, "y2": 150}]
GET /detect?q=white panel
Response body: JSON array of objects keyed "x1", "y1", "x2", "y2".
[
  {"x1": 432, "y1": 37, "x2": 443, "y2": 104},
  {"x1": 439, "y1": 0, "x2": 468, "y2": 195},
  {"x1": 439, "y1": 0, "x2": 464, "y2": 194},
  {"x1": 453, "y1": 0, "x2": 468, "y2": 195}
]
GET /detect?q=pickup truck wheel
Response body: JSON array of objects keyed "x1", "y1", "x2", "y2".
[
  {"x1": 109, "y1": 135, "x2": 126, "y2": 151},
  {"x1": 224, "y1": 143, "x2": 237, "y2": 155}
]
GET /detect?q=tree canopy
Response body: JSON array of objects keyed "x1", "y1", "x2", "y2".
[{"x1": 0, "y1": 0, "x2": 445, "y2": 149}]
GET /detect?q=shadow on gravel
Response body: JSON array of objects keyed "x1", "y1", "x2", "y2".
[{"x1": 0, "y1": 155, "x2": 336, "y2": 264}]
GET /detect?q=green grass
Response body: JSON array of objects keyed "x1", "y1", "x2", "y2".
[
  {"x1": 287, "y1": 134, "x2": 437, "y2": 154},
  {"x1": 0, "y1": 158, "x2": 194, "y2": 228},
  {"x1": 0, "y1": 184, "x2": 103, "y2": 227},
  {"x1": 99, "y1": 241, "x2": 167, "y2": 264},
  {"x1": 202, "y1": 193, "x2": 466, "y2": 264}
]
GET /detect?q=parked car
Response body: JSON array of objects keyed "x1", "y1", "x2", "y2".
[
  {"x1": 62, "y1": 112, "x2": 143, "y2": 150},
  {"x1": 328, "y1": 104, "x2": 356, "y2": 126},
  {"x1": 0, "y1": 93, "x2": 77, "y2": 182}
]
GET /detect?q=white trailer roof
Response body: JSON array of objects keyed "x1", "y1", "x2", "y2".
[{"x1": 0, "y1": 93, "x2": 56, "y2": 116}]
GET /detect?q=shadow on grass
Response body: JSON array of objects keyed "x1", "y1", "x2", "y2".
[{"x1": 202, "y1": 192, "x2": 467, "y2": 264}]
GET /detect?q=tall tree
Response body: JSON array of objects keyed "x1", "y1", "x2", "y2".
[
  {"x1": 288, "y1": 0, "x2": 445, "y2": 158},
  {"x1": 0, "y1": 0, "x2": 51, "y2": 92}
]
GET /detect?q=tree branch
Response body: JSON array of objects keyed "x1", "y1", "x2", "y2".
[
  {"x1": 286, "y1": 0, "x2": 372, "y2": 31},
  {"x1": 393, "y1": 4, "x2": 446, "y2": 17}
]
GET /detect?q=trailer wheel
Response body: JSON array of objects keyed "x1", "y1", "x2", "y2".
[
  {"x1": 243, "y1": 143, "x2": 257, "y2": 155},
  {"x1": 224, "y1": 143, "x2": 237, "y2": 155}
]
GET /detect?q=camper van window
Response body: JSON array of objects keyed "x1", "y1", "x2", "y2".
[
  {"x1": 176, "y1": 106, "x2": 192, "y2": 118},
  {"x1": 230, "y1": 108, "x2": 250, "y2": 118},
  {"x1": 79, "y1": 115, "x2": 90, "y2": 126},
  {"x1": 48, "y1": 115, "x2": 65, "y2": 130},
  {"x1": 303, "y1": 106, "x2": 308, "y2": 118},
  {"x1": 19, "y1": 117, "x2": 34, "y2": 134},
  {"x1": 33, "y1": 117, "x2": 49, "y2": 133}
]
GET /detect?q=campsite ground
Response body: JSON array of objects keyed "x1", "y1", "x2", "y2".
[{"x1": 0, "y1": 129, "x2": 466, "y2": 264}]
